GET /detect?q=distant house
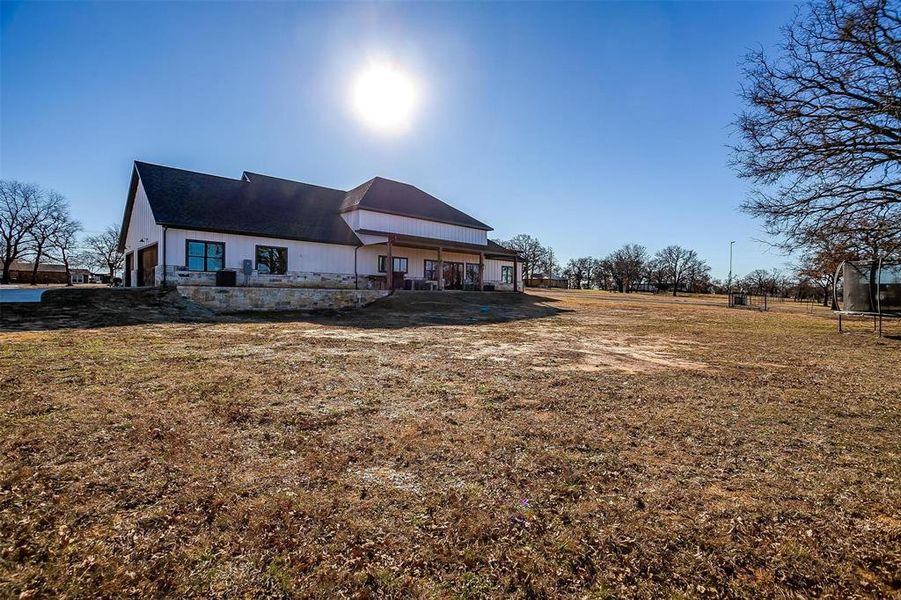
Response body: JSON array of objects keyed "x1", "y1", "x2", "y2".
[
  {"x1": 69, "y1": 269, "x2": 92, "y2": 284},
  {"x1": 525, "y1": 274, "x2": 569, "y2": 289},
  {"x1": 117, "y1": 162, "x2": 522, "y2": 293},
  {"x1": 4, "y1": 261, "x2": 91, "y2": 285}
]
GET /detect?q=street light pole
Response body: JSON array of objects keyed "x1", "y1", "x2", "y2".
[{"x1": 728, "y1": 240, "x2": 735, "y2": 291}]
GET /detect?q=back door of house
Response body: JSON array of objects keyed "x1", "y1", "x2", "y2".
[
  {"x1": 443, "y1": 261, "x2": 464, "y2": 290},
  {"x1": 137, "y1": 244, "x2": 158, "y2": 287}
]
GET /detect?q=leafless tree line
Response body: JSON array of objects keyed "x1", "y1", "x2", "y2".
[
  {"x1": 562, "y1": 244, "x2": 713, "y2": 295},
  {"x1": 1, "y1": 179, "x2": 123, "y2": 285},
  {"x1": 499, "y1": 234, "x2": 716, "y2": 295},
  {"x1": 734, "y1": 265, "x2": 843, "y2": 307}
]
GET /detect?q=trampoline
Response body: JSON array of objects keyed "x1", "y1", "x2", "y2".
[{"x1": 833, "y1": 259, "x2": 901, "y2": 336}]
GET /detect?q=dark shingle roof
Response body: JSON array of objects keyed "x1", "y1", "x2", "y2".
[
  {"x1": 339, "y1": 177, "x2": 492, "y2": 231},
  {"x1": 118, "y1": 162, "x2": 501, "y2": 251},
  {"x1": 127, "y1": 162, "x2": 360, "y2": 248}
]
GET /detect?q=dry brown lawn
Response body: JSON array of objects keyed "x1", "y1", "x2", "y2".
[{"x1": 1, "y1": 290, "x2": 899, "y2": 598}]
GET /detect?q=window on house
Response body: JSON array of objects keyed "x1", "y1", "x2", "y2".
[
  {"x1": 424, "y1": 259, "x2": 438, "y2": 281},
  {"x1": 501, "y1": 265, "x2": 514, "y2": 284},
  {"x1": 256, "y1": 245, "x2": 288, "y2": 274},
  {"x1": 378, "y1": 255, "x2": 408, "y2": 273},
  {"x1": 186, "y1": 240, "x2": 225, "y2": 272}
]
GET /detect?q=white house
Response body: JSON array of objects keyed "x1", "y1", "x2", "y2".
[{"x1": 117, "y1": 162, "x2": 522, "y2": 297}]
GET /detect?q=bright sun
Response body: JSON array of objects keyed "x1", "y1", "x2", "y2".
[{"x1": 351, "y1": 64, "x2": 419, "y2": 135}]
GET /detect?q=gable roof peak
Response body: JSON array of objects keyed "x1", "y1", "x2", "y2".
[{"x1": 340, "y1": 176, "x2": 492, "y2": 231}]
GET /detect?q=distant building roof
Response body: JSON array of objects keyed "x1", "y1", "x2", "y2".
[{"x1": 9, "y1": 261, "x2": 68, "y2": 273}]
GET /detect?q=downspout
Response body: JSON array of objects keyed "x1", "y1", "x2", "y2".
[
  {"x1": 162, "y1": 226, "x2": 168, "y2": 287},
  {"x1": 513, "y1": 255, "x2": 519, "y2": 292},
  {"x1": 354, "y1": 246, "x2": 359, "y2": 290}
]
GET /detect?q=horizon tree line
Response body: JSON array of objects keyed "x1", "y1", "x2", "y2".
[{"x1": 501, "y1": 229, "x2": 858, "y2": 305}]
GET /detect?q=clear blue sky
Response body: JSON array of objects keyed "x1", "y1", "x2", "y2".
[{"x1": 1, "y1": 1, "x2": 799, "y2": 280}]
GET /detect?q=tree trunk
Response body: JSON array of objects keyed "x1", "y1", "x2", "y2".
[
  {"x1": 1, "y1": 251, "x2": 14, "y2": 284},
  {"x1": 1, "y1": 262, "x2": 11, "y2": 285},
  {"x1": 63, "y1": 260, "x2": 72, "y2": 287},
  {"x1": 30, "y1": 247, "x2": 43, "y2": 285}
]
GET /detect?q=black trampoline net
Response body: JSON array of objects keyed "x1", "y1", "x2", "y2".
[{"x1": 841, "y1": 261, "x2": 901, "y2": 314}]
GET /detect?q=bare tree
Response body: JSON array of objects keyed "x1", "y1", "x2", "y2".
[
  {"x1": 607, "y1": 244, "x2": 648, "y2": 292},
  {"x1": 733, "y1": 0, "x2": 901, "y2": 251},
  {"x1": 536, "y1": 246, "x2": 561, "y2": 279},
  {"x1": 0, "y1": 180, "x2": 44, "y2": 284},
  {"x1": 48, "y1": 213, "x2": 82, "y2": 286},
  {"x1": 653, "y1": 245, "x2": 700, "y2": 296},
  {"x1": 742, "y1": 268, "x2": 784, "y2": 296},
  {"x1": 499, "y1": 234, "x2": 560, "y2": 281},
  {"x1": 642, "y1": 258, "x2": 667, "y2": 293},
  {"x1": 83, "y1": 225, "x2": 124, "y2": 283},
  {"x1": 683, "y1": 254, "x2": 712, "y2": 293},
  {"x1": 25, "y1": 190, "x2": 68, "y2": 285},
  {"x1": 564, "y1": 257, "x2": 593, "y2": 289},
  {"x1": 589, "y1": 258, "x2": 611, "y2": 290}
]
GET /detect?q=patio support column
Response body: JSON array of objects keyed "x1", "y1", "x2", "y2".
[
  {"x1": 386, "y1": 237, "x2": 393, "y2": 290},
  {"x1": 438, "y1": 247, "x2": 444, "y2": 291},
  {"x1": 479, "y1": 252, "x2": 485, "y2": 291}
]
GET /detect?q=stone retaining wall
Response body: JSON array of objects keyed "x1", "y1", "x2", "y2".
[
  {"x1": 154, "y1": 266, "x2": 515, "y2": 291},
  {"x1": 178, "y1": 286, "x2": 389, "y2": 313},
  {"x1": 156, "y1": 266, "x2": 384, "y2": 289}
]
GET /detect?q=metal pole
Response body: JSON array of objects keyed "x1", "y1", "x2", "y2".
[{"x1": 727, "y1": 241, "x2": 735, "y2": 292}]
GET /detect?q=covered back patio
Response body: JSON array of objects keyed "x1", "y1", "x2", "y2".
[{"x1": 358, "y1": 231, "x2": 520, "y2": 292}]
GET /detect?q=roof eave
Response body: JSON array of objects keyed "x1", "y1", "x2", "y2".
[
  {"x1": 117, "y1": 164, "x2": 143, "y2": 253},
  {"x1": 157, "y1": 223, "x2": 363, "y2": 247}
]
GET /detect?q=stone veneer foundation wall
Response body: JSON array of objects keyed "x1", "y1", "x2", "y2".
[
  {"x1": 155, "y1": 266, "x2": 383, "y2": 289},
  {"x1": 153, "y1": 265, "x2": 516, "y2": 291},
  {"x1": 178, "y1": 286, "x2": 390, "y2": 313}
]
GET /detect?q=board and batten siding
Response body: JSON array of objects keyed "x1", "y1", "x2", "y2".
[
  {"x1": 483, "y1": 257, "x2": 518, "y2": 283},
  {"x1": 123, "y1": 182, "x2": 359, "y2": 277},
  {"x1": 122, "y1": 181, "x2": 164, "y2": 283},
  {"x1": 343, "y1": 209, "x2": 488, "y2": 245},
  {"x1": 163, "y1": 229, "x2": 357, "y2": 274}
]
